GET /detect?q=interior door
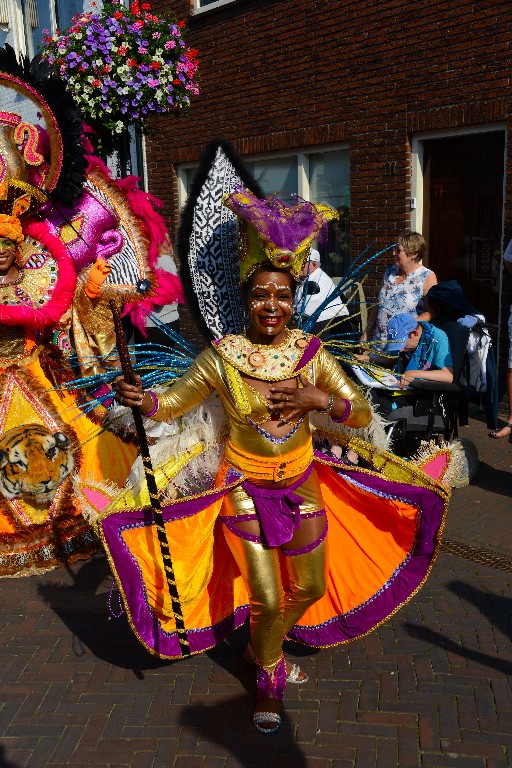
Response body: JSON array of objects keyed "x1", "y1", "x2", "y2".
[{"x1": 423, "y1": 131, "x2": 505, "y2": 330}]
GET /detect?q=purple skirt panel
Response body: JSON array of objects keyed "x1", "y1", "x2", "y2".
[{"x1": 99, "y1": 450, "x2": 446, "y2": 658}]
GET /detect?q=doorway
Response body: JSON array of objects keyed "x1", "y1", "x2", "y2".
[{"x1": 422, "y1": 130, "x2": 505, "y2": 330}]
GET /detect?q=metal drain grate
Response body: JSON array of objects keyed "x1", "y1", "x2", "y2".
[{"x1": 441, "y1": 539, "x2": 512, "y2": 573}]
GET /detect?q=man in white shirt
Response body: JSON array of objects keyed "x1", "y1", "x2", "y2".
[
  {"x1": 489, "y1": 240, "x2": 512, "y2": 438},
  {"x1": 294, "y1": 249, "x2": 349, "y2": 335}
]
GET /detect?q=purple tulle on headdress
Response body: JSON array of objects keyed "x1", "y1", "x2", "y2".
[{"x1": 226, "y1": 186, "x2": 333, "y2": 249}]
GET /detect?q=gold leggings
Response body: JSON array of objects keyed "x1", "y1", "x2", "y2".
[{"x1": 223, "y1": 521, "x2": 328, "y2": 670}]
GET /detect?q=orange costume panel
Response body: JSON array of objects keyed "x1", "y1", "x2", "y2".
[
  {"x1": 0, "y1": 352, "x2": 136, "y2": 577},
  {"x1": 98, "y1": 448, "x2": 447, "y2": 658},
  {"x1": 95, "y1": 332, "x2": 449, "y2": 658}
]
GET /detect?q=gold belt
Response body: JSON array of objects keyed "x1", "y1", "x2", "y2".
[{"x1": 224, "y1": 438, "x2": 314, "y2": 482}]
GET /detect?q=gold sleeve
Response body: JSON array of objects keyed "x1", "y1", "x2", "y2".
[
  {"x1": 151, "y1": 348, "x2": 217, "y2": 422},
  {"x1": 313, "y1": 347, "x2": 372, "y2": 429}
]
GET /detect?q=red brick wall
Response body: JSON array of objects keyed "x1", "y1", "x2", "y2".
[
  {"x1": 146, "y1": 0, "x2": 512, "y2": 370},
  {"x1": 148, "y1": 1, "x2": 511, "y2": 231}
]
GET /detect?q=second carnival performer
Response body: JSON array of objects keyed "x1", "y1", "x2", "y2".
[
  {"x1": 0, "y1": 203, "x2": 137, "y2": 576},
  {"x1": 113, "y1": 187, "x2": 450, "y2": 734}
]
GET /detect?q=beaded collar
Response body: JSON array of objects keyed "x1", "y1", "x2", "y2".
[{"x1": 214, "y1": 328, "x2": 318, "y2": 381}]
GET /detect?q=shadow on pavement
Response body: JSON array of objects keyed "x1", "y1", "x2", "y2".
[
  {"x1": 0, "y1": 746, "x2": 23, "y2": 768},
  {"x1": 179, "y1": 694, "x2": 308, "y2": 767},
  {"x1": 447, "y1": 579, "x2": 512, "y2": 641},
  {"x1": 467, "y1": 459, "x2": 512, "y2": 498},
  {"x1": 36, "y1": 555, "x2": 172, "y2": 677},
  {"x1": 404, "y1": 623, "x2": 512, "y2": 676},
  {"x1": 404, "y1": 579, "x2": 512, "y2": 676},
  {"x1": 38, "y1": 555, "x2": 319, "y2": 692},
  {"x1": 205, "y1": 625, "x2": 254, "y2": 693}
]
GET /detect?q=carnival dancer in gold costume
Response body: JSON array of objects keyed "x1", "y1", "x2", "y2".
[
  {"x1": 115, "y1": 189, "x2": 371, "y2": 731},
  {"x1": 98, "y1": 173, "x2": 451, "y2": 736}
]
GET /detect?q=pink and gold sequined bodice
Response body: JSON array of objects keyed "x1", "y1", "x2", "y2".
[{"x1": 153, "y1": 334, "x2": 371, "y2": 460}]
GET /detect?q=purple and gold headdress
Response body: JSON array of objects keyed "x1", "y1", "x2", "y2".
[
  {"x1": 177, "y1": 141, "x2": 338, "y2": 338},
  {"x1": 222, "y1": 186, "x2": 338, "y2": 284}
]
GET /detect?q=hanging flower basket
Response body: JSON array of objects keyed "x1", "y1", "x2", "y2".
[{"x1": 40, "y1": 0, "x2": 199, "y2": 138}]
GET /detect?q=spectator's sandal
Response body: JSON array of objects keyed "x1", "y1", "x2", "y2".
[
  {"x1": 244, "y1": 641, "x2": 308, "y2": 684},
  {"x1": 489, "y1": 421, "x2": 512, "y2": 439},
  {"x1": 253, "y1": 656, "x2": 286, "y2": 734}
]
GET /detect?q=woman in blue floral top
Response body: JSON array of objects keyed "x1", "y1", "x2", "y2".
[{"x1": 362, "y1": 232, "x2": 437, "y2": 350}]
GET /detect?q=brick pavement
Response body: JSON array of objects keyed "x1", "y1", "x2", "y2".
[
  {"x1": 0, "y1": 412, "x2": 511, "y2": 768},
  {"x1": 442, "y1": 410, "x2": 512, "y2": 558}
]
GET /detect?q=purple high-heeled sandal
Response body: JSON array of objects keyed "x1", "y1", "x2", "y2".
[{"x1": 253, "y1": 655, "x2": 287, "y2": 734}]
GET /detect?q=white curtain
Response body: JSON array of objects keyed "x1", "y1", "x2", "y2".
[
  {"x1": 0, "y1": 0, "x2": 10, "y2": 26},
  {"x1": 25, "y1": 0, "x2": 40, "y2": 28}
]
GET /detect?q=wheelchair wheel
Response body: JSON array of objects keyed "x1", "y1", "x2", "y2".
[{"x1": 449, "y1": 437, "x2": 479, "y2": 488}]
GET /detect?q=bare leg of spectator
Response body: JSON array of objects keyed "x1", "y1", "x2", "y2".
[{"x1": 489, "y1": 368, "x2": 512, "y2": 438}]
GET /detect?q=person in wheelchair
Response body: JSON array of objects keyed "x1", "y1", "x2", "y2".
[
  {"x1": 422, "y1": 281, "x2": 498, "y2": 432},
  {"x1": 376, "y1": 312, "x2": 453, "y2": 387},
  {"x1": 369, "y1": 313, "x2": 457, "y2": 451}
]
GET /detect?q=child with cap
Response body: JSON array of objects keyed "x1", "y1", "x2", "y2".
[{"x1": 384, "y1": 313, "x2": 454, "y2": 389}]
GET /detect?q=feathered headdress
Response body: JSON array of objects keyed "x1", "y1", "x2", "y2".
[
  {"x1": 222, "y1": 186, "x2": 338, "y2": 284},
  {"x1": 177, "y1": 140, "x2": 338, "y2": 338}
]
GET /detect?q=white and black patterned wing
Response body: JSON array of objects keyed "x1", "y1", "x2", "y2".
[
  {"x1": 84, "y1": 174, "x2": 147, "y2": 293},
  {"x1": 178, "y1": 141, "x2": 263, "y2": 339},
  {"x1": 188, "y1": 147, "x2": 242, "y2": 338}
]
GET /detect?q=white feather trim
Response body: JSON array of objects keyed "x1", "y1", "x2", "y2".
[
  {"x1": 127, "y1": 393, "x2": 228, "y2": 495},
  {"x1": 105, "y1": 386, "x2": 180, "y2": 440}
]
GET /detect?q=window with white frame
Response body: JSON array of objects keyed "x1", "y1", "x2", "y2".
[
  {"x1": 193, "y1": 0, "x2": 237, "y2": 13},
  {"x1": 4, "y1": 1, "x2": 88, "y2": 58},
  {"x1": 178, "y1": 146, "x2": 351, "y2": 276}
]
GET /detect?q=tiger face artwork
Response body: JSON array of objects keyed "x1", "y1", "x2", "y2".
[{"x1": 0, "y1": 424, "x2": 75, "y2": 505}]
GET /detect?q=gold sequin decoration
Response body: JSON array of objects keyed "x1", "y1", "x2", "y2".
[
  {"x1": 224, "y1": 362, "x2": 251, "y2": 416},
  {"x1": 215, "y1": 328, "x2": 318, "y2": 382}
]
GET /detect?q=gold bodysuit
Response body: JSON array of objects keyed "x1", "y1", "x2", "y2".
[
  {"x1": 151, "y1": 331, "x2": 372, "y2": 669},
  {"x1": 151, "y1": 330, "x2": 372, "y2": 526},
  {"x1": 152, "y1": 331, "x2": 371, "y2": 461}
]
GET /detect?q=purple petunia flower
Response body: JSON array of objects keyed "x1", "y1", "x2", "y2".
[{"x1": 40, "y1": 1, "x2": 199, "y2": 128}]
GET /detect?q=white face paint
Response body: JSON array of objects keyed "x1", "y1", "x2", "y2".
[{"x1": 246, "y1": 273, "x2": 293, "y2": 339}]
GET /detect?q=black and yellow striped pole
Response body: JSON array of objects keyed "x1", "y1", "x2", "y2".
[{"x1": 109, "y1": 300, "x2": 190, "y2": 656}]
